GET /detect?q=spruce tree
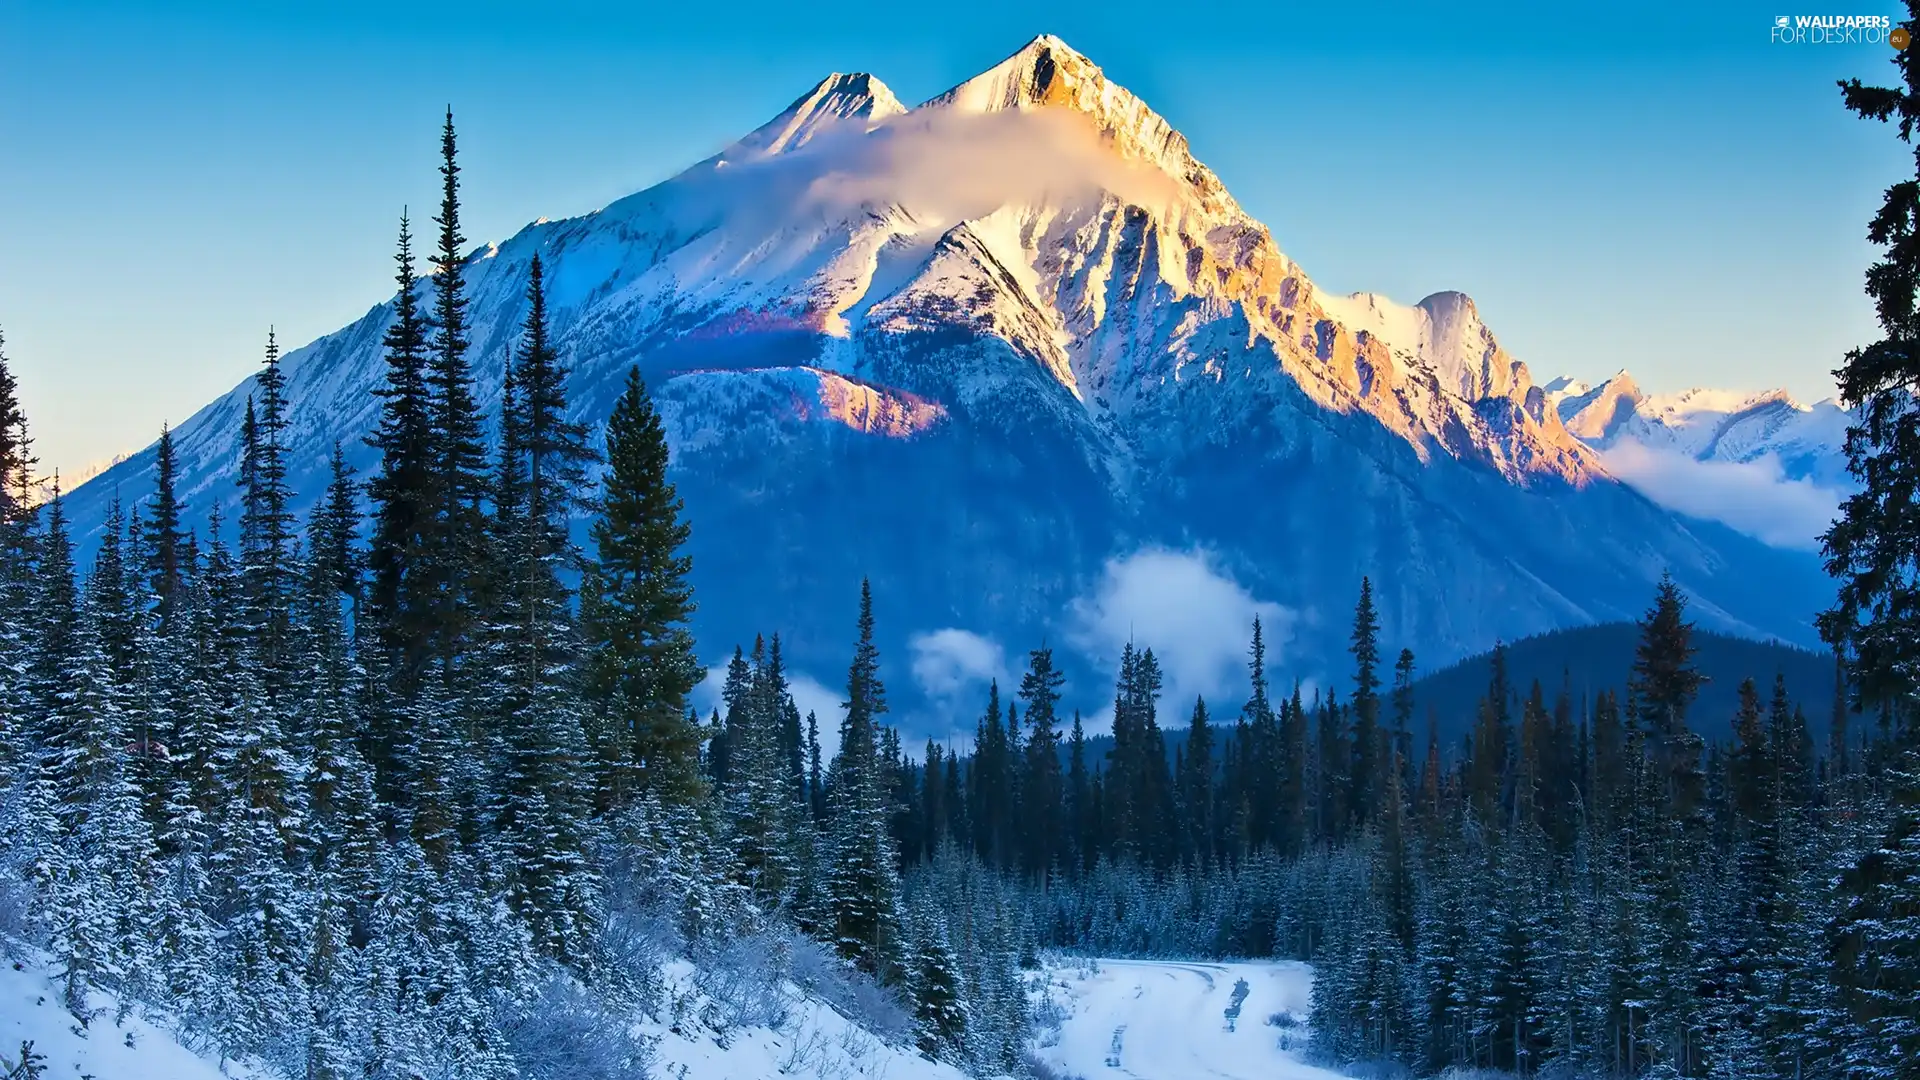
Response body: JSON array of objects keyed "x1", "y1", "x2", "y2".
[
  {"x1": 297, "y1": 501, "x2": 383, "y2": 928},
  {"x1": 1820, "y1": 7, "x2": 1920, "y2": 715},
  {"x1": 1018, "y1": 646, "x2": 1065, "y2": 883},
  {"x1": 1632, "y1": 573, "x2": 1707, "y2": 822},
  {"x1": 1066, "y1": 712, "x2": 1091, "y2": 876},
  {"x1": 0, "y1": 328, "x2": 28, "y2": 532},
  {"x1": 1181, "y1": 695, "x2": 1216, "y2": 871},
  {"x1": 422, "y1": 109, "x2": 489, "y2": 681},
  {"x1": 582, "y1": 367, "x2": 703, "y2": 809},
  {"x1": 366, "y1": 209, "x2": 436, "y2": 690},
  {"x1": 145, "y1": 423, "x2": 189, "y2": 627},
  {"x1": 485, "y1": 253, "x2": 600, "y2": 962},
  {"x1": 1349, "y1": 577, "x2": 1383, "y2": 827},
  {"x1": 807, "y1": 708, "x2": 826, "y2": 822},
  {"x1": 1276, "y1": 674, "x2": 1308, "y2": 859},
  {"x1": 26, "y1": 484, "x2": 80, "y2": 734},
  {"x1": 725, "y1": 636, "x2": 799, "y2": 903},
  {"x1": 826, "y1": 579, "x2": 903, "y2": 980},
  {"x1": 1392, "y1": 648, "x2": 1417, "y2": 796},
  {"x1": 908, "y1": 901, "x2": 968, "y2": 1059},
  {"x1": 238, "y1": 332, "x2": 298, "y2": 694},
  {"x1": 1241, "y1": 616, "x2": 1278, "y2": 855},
  {"x1": 972, "y1": 680, "x2": 1011, "y2": 869},
  {"x1": 310, "y1": 445, "x2": 361, "y2": 618},
  {"x1": 0, "y1": 335, "x2": 31, "y2": 790}
]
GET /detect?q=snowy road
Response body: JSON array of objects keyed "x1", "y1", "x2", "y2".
[{"x1": 1032, "y1": 958, "x2": 1349, "y2": 1080}]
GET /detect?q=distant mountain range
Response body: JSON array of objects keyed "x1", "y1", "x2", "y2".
[
  {"x1": 1546, "y1": 371, "x2": 1850, "y2": 487},
  {"x1": 67, "y1": 34, "x2": 1838, "y2": 734}
]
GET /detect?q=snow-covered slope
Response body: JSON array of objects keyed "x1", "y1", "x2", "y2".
[
  {"x1": 642, "y1": 958, "x2": 971, "y2": 1080},
  {"x1": 0, "y1": 944, "x2": 968, "y2": 1080},
  {"x1": 0, "y1": 949, "x2": 274, "y2": 1080},
  {"x1": 1033, "y1": 957, "x2": 1344, "y2": 1080},
  {"x1": 1548, "y1": 371, "x2": 1851, "y2": 487},
  {"x1": 68, "y1": 34, "x2": 1831, "y2": 705}
]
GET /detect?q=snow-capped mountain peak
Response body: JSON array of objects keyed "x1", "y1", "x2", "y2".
[
  {"x1": 922, "y1": 34, "x2": 1242, "y2": 219},
  {"x1": 726, "y1": 71, "x2": 907, "y2": 159},
  {"x1": 66, "y1": 33, "x2": 1834, "y2": 694}
]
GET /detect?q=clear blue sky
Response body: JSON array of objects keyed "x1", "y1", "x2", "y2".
[{"x1": 0, "y1": 0, "x2": 1906, "y2": 479}]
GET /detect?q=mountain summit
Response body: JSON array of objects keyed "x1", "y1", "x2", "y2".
[
  {"x1": 68, "y1": 35, "x2": 1829, "y2": 713},
  {"x1": 728, "y1": 72, "x2": 906, "y2": 158}
]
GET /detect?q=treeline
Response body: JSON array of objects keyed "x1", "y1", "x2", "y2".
[
  {"x1": 697, "y1": 566, "x2": 1919, "y2": 1080},
  {"x1": 0, "y1": 114, "x2": 1029, "y2": 1079}
]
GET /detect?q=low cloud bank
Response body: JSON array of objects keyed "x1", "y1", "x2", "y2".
[
  {"x1": 794, "y1": 106, "x2": 1185, "y2": 224},
  {"x1": 1600, "y1": 439, "x2": 1847, "y2": 552},
  {"x1": 1064, "y1": 547, "x2": 1296, "y2": 727},
  {"x1": 909, "y1": 628, "x2": 1009, "y2": 703}
]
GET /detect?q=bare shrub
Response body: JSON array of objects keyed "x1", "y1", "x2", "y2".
[
  {"x1": 693, "y1": 931, "x2": 791, "y2": 1033},
  {"x1": 786, "y1": 937, "x2": 913, "y2": 1046},
  {"x1": 499, "y1": 973, "x2": 656, "y2": 1080}
]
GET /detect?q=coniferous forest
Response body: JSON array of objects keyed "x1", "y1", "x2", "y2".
[{"x1": 1, "y1": 34, "x2": 1919, "y2": 1080}]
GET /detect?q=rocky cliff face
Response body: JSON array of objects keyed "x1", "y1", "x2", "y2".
[{"x1": 69, "y1": 35, "x2": 1830, "y2": 719}]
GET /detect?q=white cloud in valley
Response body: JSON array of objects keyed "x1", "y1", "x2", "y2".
[
  {"x1": 1064, "y1": 547, "x2": 1296, "y2": 728},
  {"x1": 909, "y1": 628, "x2": 1010, "y2": 701},
  {"x1": 1600, "y1": 439, "x2": 1847, "y2": 552}
]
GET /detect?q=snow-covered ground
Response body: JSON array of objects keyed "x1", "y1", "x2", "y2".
[
  {"x1": 0, "y1": 944, "x2": 966, "y2": 1080},
  {"x1": 643, "y1": 958, "x2": 970, "y2": 1080},
  {"x1": 1032, "y1": 958, "x2": 1347, "y2": 1080},
  {"x1": 0, "y1": 950, "x2": 273, "y2": 1080},
  {"x1": 0, "y1": 941, "x2": 1341, "y2": 1080}
]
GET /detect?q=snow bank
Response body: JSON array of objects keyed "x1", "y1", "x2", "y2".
[
  {"x1": 0, "y1": 948, "x2": 273, "y2": 1080},
  {"x1": 0, "y1": 936, "x2": 964, "y2": 1080}
]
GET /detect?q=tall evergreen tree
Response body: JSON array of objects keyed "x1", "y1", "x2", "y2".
[
  {"x1": 972, "y1": 680, "x2": 1012, "y2": 870},
  {"x1": 366, "y1": 209, "x2": 436, "y2": 689},
  {"x1": 1018, "y1": 646, "x2": 1065, "y2": 883},
  {"x1": 1392, "y1": 648, "x2": 1417, "y2": 796},
  {"x1": 1066, "y1": 712, "x2": 1091, "y2": 876},
  {"x1": 1820, "y1": 11, "x2": 1920, "y2": 717},
  {"x1": 0, "y1": 330, "x2": 33, "y2": 786},
  {"x1": 422, "y1": 109, "x2": 490, "y2": 681},
  {"x1": 826, "y1": 580, "x2": 902, "y2": 980},
  {"x1": 0, "y1": 327, "x2": 28, "y2": 532},
  {"x1": 1349, "y1": 577, "x2": 1383, "y2": 827},
  {"x1": 145, "y1": 422, "x2": 189, "y2": 626},
  {"x1": 481, "y1": 255, "x2": 602, "y2": 961},
  {"x1": 725, "y1": 636, "x2": 799, "y2": 903},
  {"x1": 582, "y1": 367, "x2": 703, "y2": 809},
  {"x1": 238, "y1": 331, "x2": 297, "y2": 695},
  {"x1": 1632, "y1": 573, "x2": 1707, "y2": 821},
  {"x1": 1181, "y1": 695, "x2": 1216, "y2": 870},
  {"x1": 310, "y1": 446, "x2": 361, "y2": 618}
]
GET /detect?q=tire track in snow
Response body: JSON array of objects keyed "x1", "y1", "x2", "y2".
[{"x1": 1033, "y1": 958, "x2": 1350, "y2": 1080}]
